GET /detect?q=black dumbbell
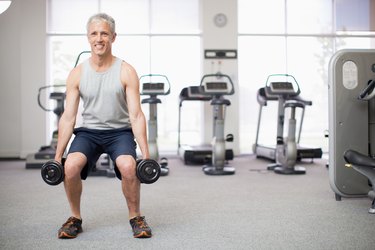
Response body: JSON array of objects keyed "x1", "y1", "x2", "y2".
[
  {"x1": 159, "y1": 157, "x2": 169, "y2": 176},
  {"x1": 41, "y1": 160, "x2": 64, "y2": 186},
  {"x1": 136, "y1": 159, "x2": 161, "y2": 184}
]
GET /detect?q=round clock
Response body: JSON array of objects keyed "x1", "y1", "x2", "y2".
[{"x1": 214, "y1": 13, "x2": 227, "y2": 28}]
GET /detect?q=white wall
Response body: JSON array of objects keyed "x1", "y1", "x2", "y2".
[
  {"x1": 0, "y1": 0, "x2": 46, "y2": 158},
  {"x1": 0, "y1": 0, "x2": 239, "y2": 158}
]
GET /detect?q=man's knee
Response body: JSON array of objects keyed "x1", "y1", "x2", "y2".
[
  {"x1": 64, "y1": 152, "x2": 87, "y2": 180},
  {"x1": 116, "y1": 155, "x2": 137, "y2": 180}
]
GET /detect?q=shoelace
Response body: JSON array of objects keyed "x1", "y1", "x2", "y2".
[
  {"x1": 135, "y1": 217, "x2": 148, "y2": 229},
  {"x1": 62, "y1": 217, "x2": 79, "y2": 228}
]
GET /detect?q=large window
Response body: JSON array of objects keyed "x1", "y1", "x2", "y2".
[
  {"x1": 238, "y1": 0, "x2": 375, "y2": 154},
  {"x1": 47, "y1": 0, "x2": 201, "y2": 153}
]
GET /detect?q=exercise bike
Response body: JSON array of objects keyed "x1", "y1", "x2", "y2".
[
  {"x1": 199, "y1": 74, "x2": 235, "y2": 175},
  {"x1": 140, "y1": 74, "x2": 170, "y2": 176},
  {"x1": 260, "y1": 74, "x2": 312, "y2": 175}
]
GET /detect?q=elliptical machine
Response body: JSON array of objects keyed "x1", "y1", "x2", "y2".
[
  {"x1": 139, "y1": 74, "x2": 170, "y2": 176},
  {"x1": 200, "y1": 74, "x2": 235, "y2": 175},
  {"x1": 262, "y1": 74, "x2": 312, "y2": 175}
]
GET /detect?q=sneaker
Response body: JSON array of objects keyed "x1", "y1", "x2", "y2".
[
  {"x1": 129, "y1": 216, "x2": 152, "y2": 238},
  {"x1": 58, "y1": 216, "x2": 83, "y2": 239}
]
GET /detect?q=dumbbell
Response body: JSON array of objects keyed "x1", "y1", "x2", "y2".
[
  {"x1": 159, "y1": 157, "x2": 169, "y2": 176},
  {"x1": 41, "y1": 160, "x2": 64, "y2": 186},
  {"x1": 41, "y1": 158, "x2": 161, "y2": 185},
  {"x1": 136, "y1": 159, "x2": 161, "y2": 184}
]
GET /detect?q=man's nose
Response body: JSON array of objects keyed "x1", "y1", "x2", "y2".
[{"x1": 95, "y1": 34, "x2": 103, "y2": 42}]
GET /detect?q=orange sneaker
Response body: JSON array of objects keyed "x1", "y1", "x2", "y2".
[
  {"x1": 129, "y1": 216, "x2": 152, "y2": 238},
  {"x1": 58, "y1": 216, "x2": 82, "y2": 239}
]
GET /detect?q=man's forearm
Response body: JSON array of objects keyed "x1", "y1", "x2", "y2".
[
  {"x1": 54, "y1": 118, "x2": 74, "y2": 162},
  {"x1": 132, "y1": 115, "x2": 150, "y2": 159}
]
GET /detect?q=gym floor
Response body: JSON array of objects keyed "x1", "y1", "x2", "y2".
[{"x1": 0, "y1": 155, "x2": 374, "y2": 250}]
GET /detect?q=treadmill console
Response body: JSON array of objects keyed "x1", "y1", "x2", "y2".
[{"x1": 179, "y1": 86, "x2": 211, "y2": 102}]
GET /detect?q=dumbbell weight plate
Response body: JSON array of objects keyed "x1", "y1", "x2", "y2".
[
  {"x1": 136, "y1": 159, "x2": 161, "y2": 184},
  {"x1": 41, "y1": 160, "x2": 64, "y2": 186}
]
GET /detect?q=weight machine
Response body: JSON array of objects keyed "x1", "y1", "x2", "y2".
[{"x1": 329, "y1": 49, "x2": 375, "y2": 213}]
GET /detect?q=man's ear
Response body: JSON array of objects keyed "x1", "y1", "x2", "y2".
[{"x1": 112, "y1": 32, "x2": 117, "y2": 42}]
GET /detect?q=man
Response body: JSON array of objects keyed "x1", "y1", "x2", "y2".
[{"x1": 54, "y1": 13, "x2": 152, "y2": 239}]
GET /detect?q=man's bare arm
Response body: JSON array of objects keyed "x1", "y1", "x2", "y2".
[
  {"x1": 122, "y1": 62, "x2": 150, "y2": 159},
  {"x1": 54, "y1": 66, "x2": 81, "y2": 163}
]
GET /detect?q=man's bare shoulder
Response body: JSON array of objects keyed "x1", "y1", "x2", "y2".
[
  {"x1": 67, "y1": 64, "x2": 82, "y2": 88},
  {"x1": 120, "y1": 60, "x2": 138, "y2": 84},
  {"x1": 120, "y1": 60, "x2": 136, "y2": 74}
]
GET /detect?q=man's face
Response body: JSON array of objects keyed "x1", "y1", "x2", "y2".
[{"x1": 87, "y1": 21, "x2": 116, "y2": 57}]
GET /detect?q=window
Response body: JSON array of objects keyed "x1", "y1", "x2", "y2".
[
  {"x1": 238, "y1": 0, "x2": 375, "y2": 154},
  {"x1": 287, "y1": 0, "x2": 332, "y2": 34},
  {"x1": 150, "y1": 0, "x2": 200, "y2": 34},
  {"x1": 336, "y1": 0, "x2": 375, "y2": 32},
  {"x1": 47, "y1": 0, "x2": 97, "y2": 34},
  {"x1": 101, "y1": 0, "x2": 150, "y2": 34},
  {"x1": 238, "y1": 0, "x2": 285, "y2": 34}
]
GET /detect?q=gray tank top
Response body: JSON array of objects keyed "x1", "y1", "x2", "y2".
[{"x1": 80, "y1": 57, "x2": 131, "y2": 129}]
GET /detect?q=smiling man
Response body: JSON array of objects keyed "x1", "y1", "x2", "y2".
[{"x1": 53, "y1": 13, "x2": 152, "y2": 239}]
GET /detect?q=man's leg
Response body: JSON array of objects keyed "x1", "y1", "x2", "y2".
[
  {"x1": 115, "y1": 155, "x2": 140, "y2": 218},
  {"x1": 58, "y1": 152, "x2": 87, "y2": 239},
  {"x1": 63, "y1": 152, "x2": 87, "y2": 220},
  {"x1": 116, "y1": 155, "x2": 152, "y2": 238}
]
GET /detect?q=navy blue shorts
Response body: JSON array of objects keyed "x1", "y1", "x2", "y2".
[{"x1": 68, "y1": 127, "x2": 137, "y2": 180}]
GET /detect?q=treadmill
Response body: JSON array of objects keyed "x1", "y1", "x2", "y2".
[
  {"x1": 253, "y1": 75, "x2": 323, "y2": 161},
  {"x1": 178, "y1": 85, "x2": 234, "y2": 165}
]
